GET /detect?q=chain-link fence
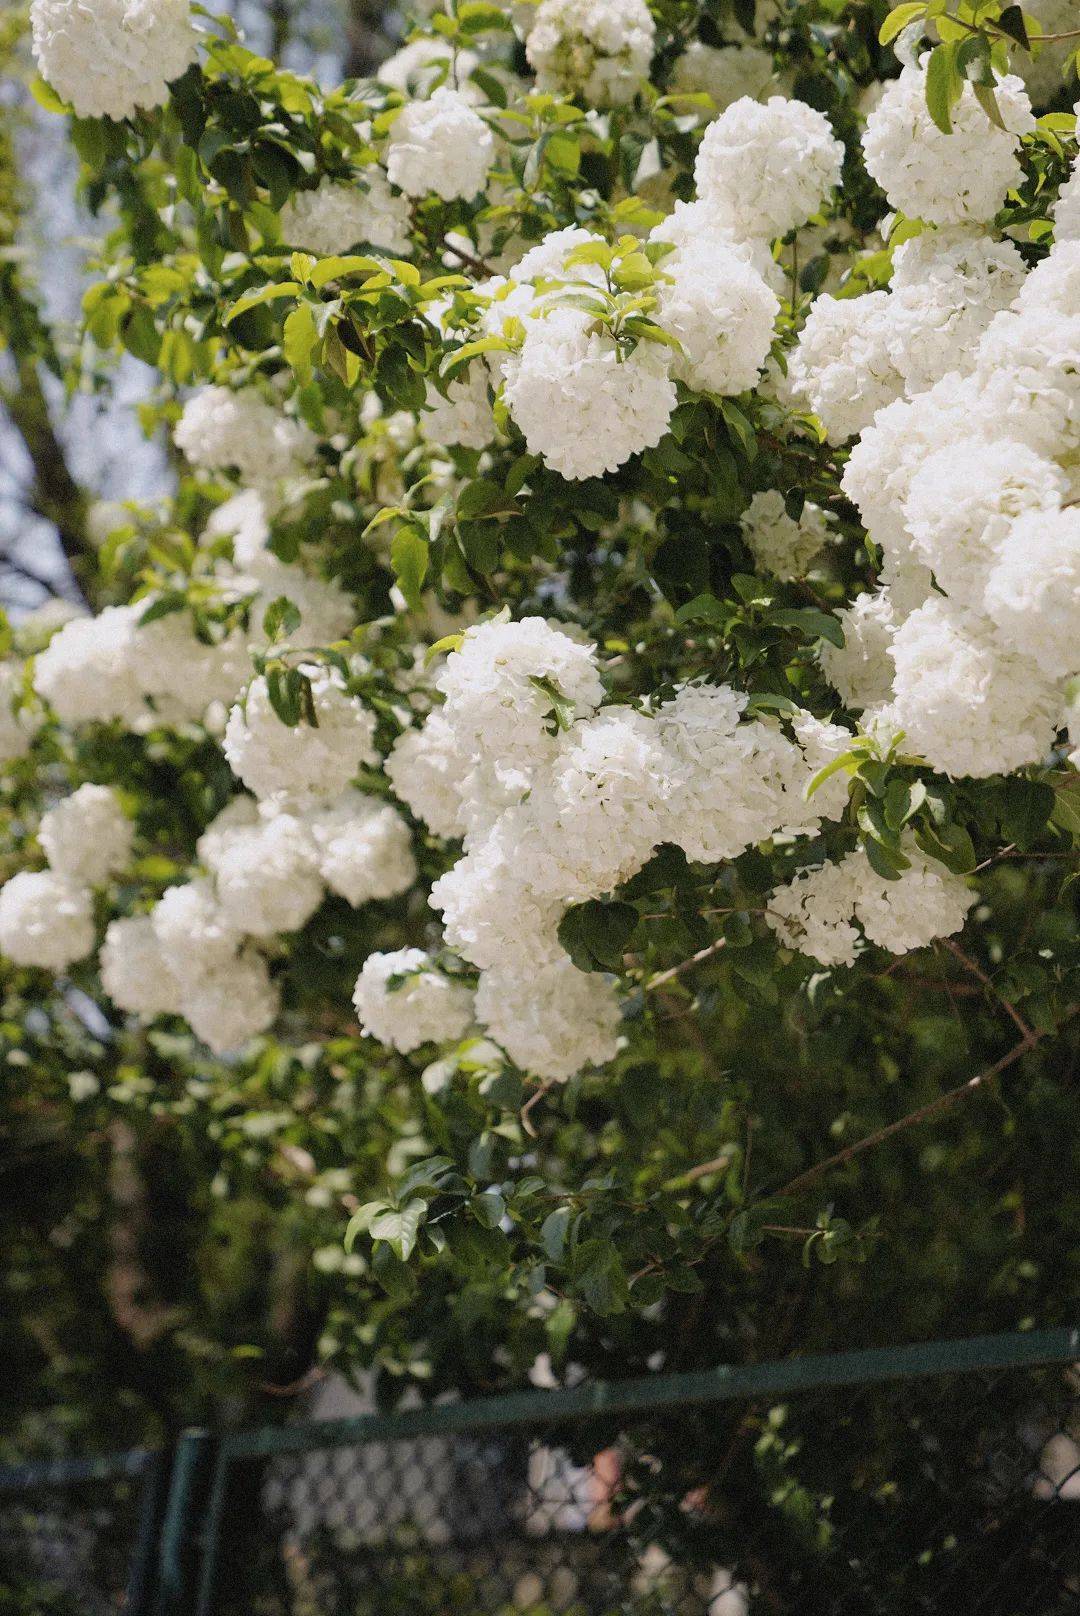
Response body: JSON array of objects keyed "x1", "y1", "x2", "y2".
[
  {"x1": 0, "y1": 1448, "x2": 166, "y2": 1615},
  {"x1": 4, "y1": 1329, "x2": 1080, "y2": 1615}
]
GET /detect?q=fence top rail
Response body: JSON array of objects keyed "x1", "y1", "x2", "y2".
[
  {"x1": 214, "y1": 1324, "x2": 1080, "y2": 1463},
  {"x1": 0, "y1": 1446, "x2": 156, "y2": 1494}
]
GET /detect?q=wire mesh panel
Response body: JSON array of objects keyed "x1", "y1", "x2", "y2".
[
  {"x1": 0, "y1": 1450, "x2": 164, "y2": 1615},
  {"x1": 196, "y1": 1338, "x2": 1080, "y2": 1616}
]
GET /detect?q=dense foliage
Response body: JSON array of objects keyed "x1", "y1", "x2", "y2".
[{"x1": 3, "y1": 0, "x2": 1080, "y2": 1465}]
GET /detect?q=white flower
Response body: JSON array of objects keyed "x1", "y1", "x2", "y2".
[
  {"x1": 174, "y1": 387, "x2": 317, "y2": 489},
  {"x1": 525, "y1": 0, "x2": 655, "y2": 107},
  {"x1": 862, "y1": 64, "x2": 1033, "y2": 225},
  {"x1": 0, "y1": 870, "x2": 94, "y2": 970},
  {"x1": 229, "y1": 553, "x2": 356, "y2": 649},
  {"x1": 1014, "y1": 237, "x2": 1080, "y2": 319},
  {"x1": 903, "y1": 437, "x2": 1065, "y2": 608},
  {"x1": 195, "y1": 795, "x2": 260, "y2": 868},
  {"x1": 385, "y1": 711, "x2": 469, "y2": 841},
  {"x1": 502, "y1": 305, "x2": 676, "y2": 479},
  {"x1": 650, "y1": 200, "x2": 785, "y2": 295},
  {"x1": 671, "y1": 41, "x2": 774, "y2": 116},
  {"x1": 766, "y1": 856, "x2": 864, "y2": 967},
  {"x1": 889, "y1": 596, "x2": 1059, "y2": 778},
  {"x1": 740, "y1": 489, "x2": 832, "y2": 580},
  {"x1": 31, "y1": 0, "x2": 198, "y2": 121},
  {"x1": 151, "y1": 879, "x2": 242, "y2": 991},
  {"x1": 278, "y1": 173, "x2": 410, "y2": 258},
  {"x1": 885, "y1": 230, "x2": 1027, "y2": 395},
  {"x1": 99, "y1": 914, "x2": 183, "y2": 1019},
  {"x1": 304, "y1": 791, "x2": 417, "y2": 905},
  {"x1": 475, "y1": 955, "x2": 621, "y2": 1080},
  {"x1": 819, "y1": 590, "x2": 898, "y2": 711},
  {"x1": 985, "y1": 505, "x2": 1080, "y2": 680},
  {"x1": 352, "y1": 947, "x2": 474, "y2": 1053},
  {"x1": 766, "y1": 844, "x2": 972, "y2": 965},
  {"x1": 377, "y1": 37, "x2": 481, "y2": 99},
  {"x1": 0, "y1": 663, "x2": 40, "y2": 764},
  {"x1": 436, "y1": 616, "x2": 604, "y2": 809},
  {"x1": 386, "y1": 88, "x2": 495, "y2": 202},
  {"x1": 657, "y1": 239, "x2": 779, "y2": 396},
  {"x1": 419, "y1": 367, "x2": 496, "y2": 450},
  {"x1": 788, "y1": 291, "x2": 905, "y2": 444},
  {"x1": 208, "y1": 810, "x2": 325, "y2": 938},
  {"x1": 38, "y1": 784, "x2": 133, "y2": 886},
  {"x1": 853, "y1": 847, "x2": 974, "y2": 956},
  {"x1": 694, "y1": 96, "x2": 844, "y2": 240},
  {"x1": 204, "y1": 490, "x2": 271, "y2": 569},
  {"x1": 129, "y1": 612, "x2": 250, "y2": 727},
  {"x1": 33, "y1": 605, "x2": 143, "y2": 727},
  {"x1": 222, "y1": 668, "x2": 378, "y2": 803},
  {"x1": 1055, "y1": 154, "x2": 1080, "y2": 242},
  {"x1": 182, "y1": 949, "x2": 279, "y2": 1054}
]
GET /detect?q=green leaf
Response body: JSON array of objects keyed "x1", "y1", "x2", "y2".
[
  {"x1": 996, "y1": 5, "x2": 1031, "y2": 50},
  {"x1": 28, "y1": 75, "x2": 70, "y2": 114},
  {"x1": 540, "y1": 1206, "x2": 573, "y2": 1262},
  {"x1": 282, "y1": 302, "x2": 317, "y2": 381},
  {"x1": 915, "y1": 819, "x2": 977, "y2": 875},
  {"x1": 223, "y1": 281, "x2": 300, "y2": 324},
  {"x1": 925, "y1": 42, "x2": 961, "y2": 134},
  {"x1": 262, "y1": 596, "x2": 302, "y2": 642},
  {"x1": 527, "y1": 675, "x2": 577, "y2": 737},
  {"x1": 772, "y1": 607, "x2": 845, "y2": 649},
  {"x1": 390, "y1": 526, "x2": 429, "y2": 610},
  {"x1": 879, "y1": 3, "x2": 927, "y2": 46},
  {"x1": 369, "y1": 1199, "x2": 428, "y2": 1261},
  {"x1": 558, "y1": 899, "x2": 638, "y2": 972}
]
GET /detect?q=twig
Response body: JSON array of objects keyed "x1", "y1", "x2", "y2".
[
  {"x1": 520, "y1": 1078, "x2": 556, "y2": 1138},
  {"x1": 770, "y1": 1010, "x2": 1078, "y2": 1203},
  {"x1": 644, "y1": 937, "x2": 726, "y2": 993},
  {"x1": 664, "y1": 1008, "x2": 1078, "y2": 1200},
  {"x1": 940, "y1": 935, "x2": 1035, "y2": 1044}
]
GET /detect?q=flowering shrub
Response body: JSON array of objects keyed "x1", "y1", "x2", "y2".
[{"x1": 5, "y1": 0, "x2": 1080, "y2": 1423}]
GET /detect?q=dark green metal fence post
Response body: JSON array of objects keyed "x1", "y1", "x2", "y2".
[
  {"x1": 126, "y1": 1449, "x2": 172, "y2": 1616},
  {"x1": 153, "y1": 1429, "x2": 215, "y2": 1616}
]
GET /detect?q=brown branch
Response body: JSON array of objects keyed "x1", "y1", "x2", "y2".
[
  {"x1": 664, "y1": 1007, "x2": 1078, "y2": 1199},
  {"x1": 771, "y1": 1009, "x2": 1078, "y2": 1203},
  {"x1": 940, "y1": 935, "x2": 1035, "y2": 1043},
  {"x1": 644, "y1": 936, "x2": 726, "y2": 993}
]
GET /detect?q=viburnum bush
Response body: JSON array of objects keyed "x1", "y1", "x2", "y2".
[{"x1": 5, "y1": 0, "x2": 1080, "y2": 1424}]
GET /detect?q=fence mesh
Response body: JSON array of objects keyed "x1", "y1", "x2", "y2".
[
  {"x1": 0, "y1": 1452, "x2": 161, "y2": 1615},
  {"x1": 200, "y1": 1359, "x2": 1080, "y2": 1616}
]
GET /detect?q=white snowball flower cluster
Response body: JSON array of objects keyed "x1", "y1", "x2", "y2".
[
  {"x1": 767, "y1": 845, "x2": 974, "y2": 967},
  {"x1": 787, "y1": 291, "x2": 903, "y2": 444},
  {"x1": 38, "y1": 784, "x2": 133, "y2": 886},
  {"x1": 31, "y1": 0, "x2": 198, "y2": 121},
  {"x1": 223, "y1": 668, "x2": 379, "y2": 804},
  {"x1": 833, "y1": 233, "x2": 1080, "y2": 776},
  {"x1": 352, "y1": 948, "x2": 474, "y2": 1053},
  {"x1": 862, "y1": 63, "x2": 1034, "y2": 225},
  {"x1": 0, "y1": 783, "x2": 132, "y2": 970},
  {"x1": 525, "y1": 0, "x2": 655, "y2": 107},
  {"x1": 383, "y1": 618, "x2": 851, "y2": 1078},
  {"x1": 503, "y1": 305, "x2": 677, "y2": 480},
  {"x1": 304, "y1": 792, "x2": 418, "y2": 905},
  {"x1": 278, "y1": 173, "x2": 411, "y2": 258},
  {"x1": 174, "y1": 387, "x2": 317, "y2": 489},
  {"x1": 32, "y1": 603, "x2": 250, "y2": 730},
  {"x1": 0, "y1": 870, "x2": 95, "y2": 971},
  {"x1": 1055, "y1": 149, "x2": 1080, "y2": 241},
  {"x1": 386, "y1": 88, "x2": 495, "y2": 201},
  {"x1": 100, "y1": 879, "x2": 280, "y2": 1054},
  {"x1": 789, "y1": 230, "x2": 1023, "y2": 443},
  {"x1": 889, "y1": 597, "x2": 1059, "y2": 779},
  {"x1": 656, "y1": 238, "x2": 780, "y2": 396},
  {"x1": 475, "y1": 955, "x2": 622, "y2": 1080},
  {"x1": 820, "y1": 590, "x2": 897, "y2": 711},
  {"x1": 694, "y1": 96, "x2": 844, "y2": 241},
  {"x1": 740, "y1": 489, "x2": 832, "y2": 580},
  {"x1": 672, "y1": 41, "x2": 775, "y2": 116}
]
